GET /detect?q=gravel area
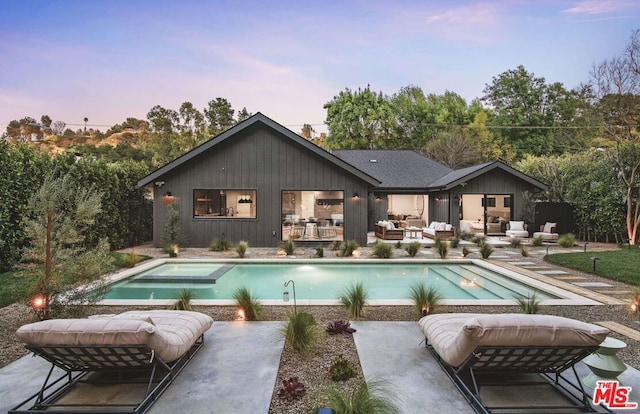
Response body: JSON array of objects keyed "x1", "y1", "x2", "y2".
[{"x1": 1, "y1": 242, "x2": 638, "y2": 413}]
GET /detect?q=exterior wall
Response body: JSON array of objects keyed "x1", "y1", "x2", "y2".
[{"x1": 152, "y1": 124, "x2": 370, "y2": 247}]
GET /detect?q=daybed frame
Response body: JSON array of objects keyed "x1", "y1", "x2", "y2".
[
  {"x1": 9, "y1": 335, "x2": 205, "y2": 414},
  {"x1": 426, "y1": 341, "x2": 610, "y2": 414}
]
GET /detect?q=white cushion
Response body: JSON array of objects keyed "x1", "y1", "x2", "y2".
[
  {"x1": 543, "y1": 222, "x2": 556, "y2": 233},
  {"x1": 510, "y1": 221, "x2": 524, "y2": 231},
  {"x1": 429, "y1": 221, "x2": 437, "y2": 229},
  {"x1": 445, "y1": 224, "x2": 452, "y2": 231}
]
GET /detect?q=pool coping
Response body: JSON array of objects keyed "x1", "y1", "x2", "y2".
[{"x1": 96, "y1": 258, "x2": 609, "y2": 307}]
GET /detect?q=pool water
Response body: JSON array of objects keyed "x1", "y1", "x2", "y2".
[{"x1": 104, "y1": 262, "x2": 558, "y2": 301}]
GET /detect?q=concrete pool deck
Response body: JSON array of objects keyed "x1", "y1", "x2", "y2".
[{"x1": 3, "y1": 321, "x2": 639, "y2": 413}]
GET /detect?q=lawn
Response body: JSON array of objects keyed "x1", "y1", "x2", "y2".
[
  {"x1": 544, "y1": 246, "x2": 640, "y2": 286},
  {"x1": 0, "y1": 252, "x2": 150, "y2": 309}
]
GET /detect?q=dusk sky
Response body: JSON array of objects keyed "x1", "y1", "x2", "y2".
[{"x1": 1, "y1": 0, "x2": 638, "y2": 134}]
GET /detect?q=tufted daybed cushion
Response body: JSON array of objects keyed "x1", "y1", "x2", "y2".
[
  {"x1": 16, "y1": 310, "x2": 213, "y2": 363},
  {"x1": 418, "y1": 313, "x2": 609, "y2": 367}
]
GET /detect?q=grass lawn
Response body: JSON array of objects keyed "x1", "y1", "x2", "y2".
[
  {"x1": 545, "y1": 246, "x2": 640, "y2": 286},
  {"x1": 0, "y1": 252, "x2": 150, "y2": 309}
]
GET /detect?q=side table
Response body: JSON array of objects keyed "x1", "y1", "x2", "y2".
[{"x1": 582, "y1": 336, "x2": 628, "y2": 389}]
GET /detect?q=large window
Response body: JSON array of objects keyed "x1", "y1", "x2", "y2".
[
  {"x1": 281, "y1": 190, "x2": 343, "y2": 241},
  {"x1": 193, "y1": 189, "x2": 256, "y2": 218}
]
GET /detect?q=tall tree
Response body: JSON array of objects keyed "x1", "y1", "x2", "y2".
[
  {"x1": 324, "y1": 86, "x2": 396, "y2": 149},
  {"x1": 590, "y1": 29, "x2": 640, "y2": 245},
  {"x1": 204, "y1": 98, "x2": 235, "y2": 137},
  {"x1": 236, "y1": 107, "x2": 252, "y2": 123}
]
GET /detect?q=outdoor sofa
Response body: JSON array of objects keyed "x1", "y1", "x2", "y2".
[
  {"x1": 419, "y1": 313, "x2": 610, "y2": 413},
  {"x1": 10, "y1": 310, "x2": 213, "y2": 414},
  {"x1": 422, "y1": 221, "x2": 455, "y2": 239},
  {"x1": 375, "y1": 221, "x2": 404, "y2": 240}
]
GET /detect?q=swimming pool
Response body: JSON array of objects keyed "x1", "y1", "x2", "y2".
[{"x1": 101, "y1": 259, "x2": 598, "y2": 306}]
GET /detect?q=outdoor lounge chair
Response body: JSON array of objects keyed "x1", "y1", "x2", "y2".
[
  {"x1": 533, "y1": 222, "x2": 560, "y2": 241},
  {"x1": 418, "y1": 313, "x2": 610, "y2": 413},
  {"x1": 10, "y1": 310, "x2": 213, "y2": 414}
]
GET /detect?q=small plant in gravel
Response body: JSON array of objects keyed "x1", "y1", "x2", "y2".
[
  {"x1": 280, "y1": 239, "x2": 295, "y2": 256},
  {"x1": 405, "y1": 241, "x2": 421, "y2": 257},
  {"x1": 395, "y1": 241, "x2": 403, "y2": 249},
  {"x1": 479, "y1": 242, "x2": 494, "y2": 259},
  {"x1": 315, "y1": 246, "x2": 324, "y2": 258},
  {"x1": 122, "y1": 251, "x2": 141, "y2": 268},
  {"x1": 164, "y1": 243, "x2": 179, "y2": 257},
  {"x1": 282, "y1": 311, "x2": 318, "y2": 353},
  {"x1": 330, "y1": 240, "x2": 344, "y2": 251},
  {"x1": 209, "y1": 238, "x2": 232, "y2": 251},
  {"x1": 326, "y1": 320, "x2": 357, "y2": 337},
  {"x1": 558, "y1": 234, "x2": 576, "y2": 248},
  {"x1": 277, "y1": 377, "x2": 306, "y2": 401},
  {"x1": 520, "y1": 246, "x2": 530, "y2": 257},
  {"x1": 232, "y1": 286, "x2": 261, "y2": 321},
  {"x1": 509, "y1": 237, "x2": 521, "y2": 248},
  {"x1": 459, "y1": 231, "x2": 474, "y2": 241},
  {"x1": 170, "y1": 288, "x2": 194, "y2": 311},
  {"x1": 339, "y1": 240, "x2": 360, "y2": 257},
  {"x1": 517, "y1": 293, "x2": 540, "y2": 314},
  {"x1": 329, "y1": 354, "x2": 357, "y2": 381},
  {"x1": 371, "y1": 241, "x2": 393, "y2": 258},
  {"x1": 472, "y1": 235, "x2": 486, "y2": 245},
  {"x1": 409, "y1": 283, "x2": 442, "y2": 316},
  {"x1": 236, "y1": 240, "x2": 248, "y2": 258},
  {"x1": 340, "y1": 281, "x2": 368, "y2": 319},
  {"x1": 462, "y1": 246, "x2": 471, "y2": 257},
  {"x1": 630, "y1": 287, "x2": 640, "y2": 318},
  {"x1": 321, "y1": 380, "x2": 399, "y2": 414},
  {"x1": 531, "y1": 236, "x2": 544, "y2": 247},
  {"x1": 449, "y1": 237, "x2": 460, "y2": 248},
  {"x1": 434, "y1": 238, "x2": 448, "y2": 259}
]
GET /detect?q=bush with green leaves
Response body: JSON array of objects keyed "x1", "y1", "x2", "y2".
[
  {"x1": 280, "y1": 239, "x2": 295, "y2": 255},
  {"x1": 171, "y1": 288, "x2": 194, "y2": 310},
  {"x1": 458, "y1": 231, "x2": 475, "y2": 241},
  {"x1": 449, "y1": 237, "x2": 460, "y2": 248},
  {"x1": 409, "y1": 283, "x2": 442, "y2": 316},
  {"x1": 236, "y1": 240, "x2": 248, "y2": 258},
  {"x1": 517, "y1": 293, "x2": 540, "y2": 314},
  {"x1": 321, "y1": 380, "x2": 399, "y2": 414},
  {"x1": 281, "y1": 311, "x2": 318, "y2": 353},
  {"x1": 122, "y1": 251, "x2": 141, "y2": 268},
  {"x1": 521, "y1": 246, "x2": 530, "y2": 257},
  {"x1": 340, "y1": 281, "x2": 368, "y2": 319},
  {"x1": 558, "y1": 234, "x2": 576, "y2": 248},
  {"x1": 434, "y1": 238, "x2": 448, "y2": 259},
  {"x1": 232, "y1": 286, "x2": 261, "y2": 321},
  {"x1": 509, "y1": 237, "x2": 522, "y2": 248},
  {"x1": 340, "y1": 240, "x2": 360, "y2": 257},
  {"x1": 329, "y1": 355, "x2": 357, "y2": 381},
  {"x1": 394, "y1": 241, "x2": 403, "y2": 249},
  {"x1": 405, "y1": 241, "x2": 421, "y2": 257},
  {"x1": 531, "y1": 236, "x2": 544, "y2": 247},
  {"x1": 472, "y1": 235, "x2": 486, "y2": 245},
  {"x1": 209, "y1": 238, "x2": 232, "y2": 251},
  {"x1": 372, "y1": 241, "x2": 393, "y2": 258},
  {"x1": 479, "y1": 242, "x2": 494, "y2": 259},
  {"x1": 330, "y1": 240, "x2": 344, "y2": 251}
]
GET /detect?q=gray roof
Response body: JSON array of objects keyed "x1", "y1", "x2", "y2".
[
  {"x1": 137, "y1": 113, "x2": 380, "y2": 187},
  {"x1": 331, "y1": 150, "x2": 453, "y2": 191},
  {"x1": 428, "y1": 160, "x2": 548, "y2": 191}
]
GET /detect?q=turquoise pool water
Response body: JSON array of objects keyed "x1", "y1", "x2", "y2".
[{"x1": 104, "y1": 262, "x2": 558, "y2": 301}]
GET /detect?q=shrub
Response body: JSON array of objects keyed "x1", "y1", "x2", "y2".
[
  {"x1": 531, "y1": 236, "x2": 544, "y2": 247},
  {"x1": 164, "y1": 243, "x2": 179, "y2": 257},
  {"x1": 520, "y1": 246, "x2": 530, "y2": 257},
  {"x1": 209, "y1": 238, "x2": 232, "y2": 251},
  {"x1": 236, "y1": 240, "x2": 248, "y2": 258},
  {"x1": 329, "y1": 355, "x2": 357, "y2": 381},
  {"x1": 517, "y1": 293, "x2": 540, "y2": 314},
  {"x1": 281, "y1": 311, "x2": 318, "y2": 353},
  {"x1": 280, "y1": 239, "x2": 295, "y2": 256},
  {"x1": 122, "y1": 251, "x2": 141, "y2": 268},
  {"x1": 232, "y1": 286, "x2": 261, "y2": 321},
  {"x1": 321, "y1": 380, "x2": 399, "y2": 414},
  {"x1": 434, "y1": 238, "x2": 448, "y2": 259},
  {"x1": 558, "y1": 234, "x2": 576, "y2": 248},
  {"x1": 458, "y1": 231, "x2": 475, "y2": 241},
  {"x1": 326, "y1": 320, "x2": 357, "y2": 337},
  {"x1": 472, "y1": 235, "x2": 486, "y2": 245},
  {"x1": 509, "y1": 237, "x2": 521, "y2": 248},
  {"x1": 395, "y1": 241, "x2": 403, "y2": 249},
  {"x1": 372, "y1": 241, "x2": 393, "y2": 258},
  {"x1": 277, "y1": 377, "x2": 306, "y2": 401},
  {"x1": 340, "y1": 281, "x2": 368, "y2": 319},
  {"x1": 405, "y1": 241, "x2": 421, "y2": 257},
  {"x1": 171, "y1": 288, "x2": 194, "y2": 311},
  {"x1": 409, "y1": 283, "x2": 442, "y2": 316},
  {"x1": 449, "y1": 237, "x2": 460, "y2": 248},
  {"x1": 330, "y1": 240, "x2": 344, "y2": 251},
  {"x1": 462, "y1": 246, "x2": 471, "y2": 257},
  {"x1": 340, "y1": 240, "x2": 360, "y2": 257},
  {"x1": 479, "y1": 243, "x2": 494, "y2": 259}
]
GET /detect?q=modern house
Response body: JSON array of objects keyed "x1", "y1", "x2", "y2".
[{"x1": 138, "y1": 113, "x2": 548, "y2": 247}]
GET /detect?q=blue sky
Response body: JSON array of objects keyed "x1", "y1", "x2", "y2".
[{"x1": 1, "y1": 0, "x2": 638, "y2": 134}]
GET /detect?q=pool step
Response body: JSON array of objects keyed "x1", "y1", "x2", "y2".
[{"x1": 136, "y1": 264, "x2": 235, "y2": 283}]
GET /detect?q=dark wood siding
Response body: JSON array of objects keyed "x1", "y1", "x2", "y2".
[{"x1": 152, "y1": 124, "x2": 370, "y2": 247}]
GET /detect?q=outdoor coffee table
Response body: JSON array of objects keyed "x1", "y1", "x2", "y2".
[{"x1": 405, "y1": 226, "x2": 422, "y2": 239}]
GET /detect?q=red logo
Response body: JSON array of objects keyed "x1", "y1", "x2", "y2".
[{"x1": 593, "y1": 380, "x2": 638, "y2": 410}]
